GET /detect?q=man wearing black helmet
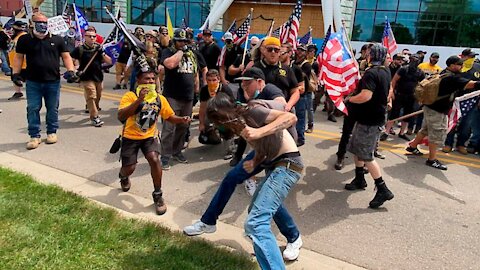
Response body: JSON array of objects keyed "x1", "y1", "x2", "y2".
[
  {"x1": 159, "y1": 28, "x2": 199, "y2": 170},
  {"x1": 7, "y1": 21, "x2": 28, "y2": 100}
]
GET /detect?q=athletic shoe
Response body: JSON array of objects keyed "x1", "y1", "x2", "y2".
[
  {"x1": 113, "y1": 84, "x2": 122, "y2": 90},
  {"x1": 374, "y1": 151, "x2": 386, "y2": 159},
  {"x1": 380, "y1": 133, "x2": 389, "y2": 141},
  {"x1": 442, "y1": 145, "x2": 453, "y2": 153},
  {"x1": 283, "y1": 235, "x2": 303, "y2": 261},
  {"x1": 426, "y1": 159, "x2": 447, "y2": 170},
  {"x1": 406, "y1": 146, "x2": 423, "y2": 156},
  {"x1": 183, "y1": 221, "x2": 216, "y2": 236},
  {"x1": 244, "y1": 178, "x2": 257, "y2": 196},
  {"x1": 122, "y1": 84, "x2": 128, "y2": 89},
  {"x1": 173, "y1": 152, "x2": 188, "y2": 163},
  {"x1": 8, "y1": 92, "x2": 23, "y2": 100},
  {"x1": 161, "y1": 157, "x2": 171, "y2": 170},
  {"x1": 398, "y1": 134, "x2": 411, "y2": 141},
  {"x1": 91, "y1": 116, "x2": 104, "y2": 127}
]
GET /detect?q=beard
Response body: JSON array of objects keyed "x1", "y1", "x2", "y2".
[{"x1": 160, "y1": 36, "x2": 170, "y2": 47}]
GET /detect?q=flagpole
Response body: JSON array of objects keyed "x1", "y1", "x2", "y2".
[
  {"x1": 268, "y1": 20, "x2": 275, "y2": 37},
  {"x1": 241, "y1": 8, "x2": 253, "y2": 66},
  {"x1": 341, "y1": 19, "x2": 360, "y2": 76}
]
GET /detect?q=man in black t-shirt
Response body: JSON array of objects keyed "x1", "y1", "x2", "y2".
[
  {"x1": 383, "y1": 54, "x2": 425, "y2": 141},
  {"x1": 71, "y1": 29, "x2": 112, "y2": 127},
  {"x1": 344, "y1": 44, "x2": 394, "y2": 209},
  {"x1": 159, "y1": 29, "x2": 199, "y2": 169},
  {"x1": 292, "y1": 43, "x2": 312, "y2": 146},
  {"x1": 12, "y1": 12, "x2": 76, "y2": 150},
  {"x1": 113, "y1": 40, "x2": 132, "y2": 90},
  {"x1": 218, "y1": 32, "x2": 244, "y2": 86},
  {"x1": 199, "y1": 29, "x2": 221, "y2": 71},
  {"x1": 407, "y1": 56, "x2": 480, "y2": 170}
]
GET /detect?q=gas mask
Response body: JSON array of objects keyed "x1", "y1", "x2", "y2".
[{"x1": 33, "y1": 21, "x2": 48, "y2": 38}]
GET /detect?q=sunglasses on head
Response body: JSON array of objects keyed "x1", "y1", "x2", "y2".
[{"x1": 266, "y1": 47, "x2": 280, "y2": 53}]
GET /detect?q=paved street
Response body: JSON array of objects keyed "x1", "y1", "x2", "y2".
[{"x1": 1, "y1": 73, "x2": 479, "y2": 270}]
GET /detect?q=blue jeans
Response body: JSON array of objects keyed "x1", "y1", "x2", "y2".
[
  {"x1": 26, "y1": 80, "x2": 61, "y2": 138},
  {"x1": 295, "y1": 95, "x2": 307, "y2": 144},
  {"x1": 0, "y1": 49, "x2": 11, "y2": 74},
  {"x1": 245, "y1": 166, "x2": 301, "y2": 270},
  {"x1": 468, "y1": 106, "x2": 480, "y2": 150},
  {"x1": 201, "y1": 151, "x2": 300, "y2": 243},
  {"x1": 445, "y1": 110, "x2": 472, "y2": 147},
  {"x1": 305, "y1": 92, "x2": 314, "y2": 127}
]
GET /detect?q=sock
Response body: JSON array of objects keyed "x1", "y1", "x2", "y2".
[
  {"x1": 374, "y1": 177, "x2": 384, "y2": 186},
  {"x1": 355, "y1": 167, "x2": 365, "y2": 179},
  {"x1": 154, "y1": 187, "x2": 161, "y2": 193}
]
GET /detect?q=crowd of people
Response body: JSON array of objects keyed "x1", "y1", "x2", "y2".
[{"x1": 2, "y1": 12, "x2": 480, "y2": 269}]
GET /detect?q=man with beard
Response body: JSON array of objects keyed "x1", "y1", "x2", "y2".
[
  {"x1": 12, "y1": 13, "x2": 76, "y2": 149},
  {"x1": 199, "y1": 28, "x2": 221, "y2": 71},
  {"x1": 7, "y1": 21, "x2": 28, "y2": 100},
  {"x1": 382, "y1": 54, "x2": 425, "y2": 141},
  {"x1": 217, "y1": 32, "x2": 243, "y2": 89},
  {"x1": 389, "y1": 54, "x2": 403, "y2": 78},
  {"x1": 418, "y1": 52, "x2": 442, "y2": 76}
]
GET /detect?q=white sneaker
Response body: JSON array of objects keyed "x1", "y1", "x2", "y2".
[
  {"x1": 283, "y1": 235, "x2": 303, "y2": 261},
  {"x1": 244, "y1": 178, "x2": 257, "y2": 196},
  {"x1": 183, "y1": 221, "x2": 216, "y2": 236}
]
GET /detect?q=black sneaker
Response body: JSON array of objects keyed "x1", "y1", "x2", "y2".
[
  {"x1": 161, "y1": 157, "x2": 171, "y2": 170},
  {"x1": 426, "y1": 159, "x2": 447, "y2": 170},
  {"x1": 8, "y1": 92, "x2": 23, "y2": 100},
  {"x1": 229, "y1": 156, "x2": 241, "y2": 167},
  {"x1": 398, "y1": 134, "x2": 411, "y2": 141},
  {"x1": 369, "y1": 183, "x2": 394, "y2": 208},
  {"x1": 84, "y1": 105, "x2": 89, "y2": 113},
  {"x1": 113, "y1": 84, "x2": 122, "y2": 90},
  {"x1": 379, "y1": 133, "x2": 389, "y2": 141},
  {"x1": 152, "y1": 191, "x2": 167, "y2": 215},
  {"x1": 345, "y1": 178, "x2": 367, "y2": 190},
  {"x1": 119, "y1": 174, "x2": 131, "y2": 192},
  {"x1": 122, "y1": 84, "x2": 128, "y2": 89},
  {"x1": 406, "y1": 146, "x2": 423, "y2": 156},
  {"x1": 327, "y1": 114, "x2": 337, "y2": 122},
  {"x1": 173, "y1": 152, "x2": 188, "y2": 163},
  {"x1": 334, "y1": 156, "x2": 344, "y2": 170},
  {"x1": 374, "y1": 151, "x2": 386, "y2": 159}
]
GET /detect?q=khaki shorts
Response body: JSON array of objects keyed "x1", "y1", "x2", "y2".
[{"x1": 419, "y1": 106, "x2": 447, "y2": 145}]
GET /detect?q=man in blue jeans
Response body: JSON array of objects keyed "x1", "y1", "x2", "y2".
[
  {"x1": 11, "y1": 13, "x2": 75, "y2": 150},
  {"x1": 184, "y1": 67, "x2": 303, "y2": 262}
]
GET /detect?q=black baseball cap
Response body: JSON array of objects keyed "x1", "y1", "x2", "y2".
[
  {"x1": 461, "y1": 48, "x2": 478, "y2": 57},
  {"x1": 235, "y1": 67, "x2": 265, "y2": 81},
  {"x1": 431, "y1": 52, "x2": 440, "y2": 58},
  {"x1": 392, "y1": 53, "x2": 403, "y2": 60},
  {"x1": 202, "y1": 29, "x2": 212, "y2": 35},
  {"x1": 416, "y1": 50, "x2": 427, "y2": 54},
  {"x1": 446, "y1": 55, "x2": 464, "y2": 66}
]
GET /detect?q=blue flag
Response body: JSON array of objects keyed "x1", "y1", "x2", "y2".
[{"x1": 73, "y1": 4, "x2": 89, "y2": 41}]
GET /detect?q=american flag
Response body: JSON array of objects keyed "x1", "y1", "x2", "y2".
[
  {"x1": 281, "y1": 0, "x2": 303, "y2": 49},
  {"x1": 447, "y1": 90, "x2": 480, "y2": 132},
  {"x1": 227, "y1": 20, "x2": 237, "y2": 34},
  {"x1": 382, "y1": 17, "x2": 398, "y2": 54},
  {"x1": 233, "y1": 14, "x2": 251, "y2": 45},
  {"x1": 271, "y1": 24, "x2": 283, "y2": 39},
  {"x1": 319, "y1": 31, "x2": 359, "y2": 115},
  {"x1": 61, "y1": 1, "x2": 71, "y2": 28},
  {"x1": 316, "y1": 25, "x2": 332, "y2": 72},
  {"x1": 298, "y1": 28, "x2": 312, "y2": 46}
]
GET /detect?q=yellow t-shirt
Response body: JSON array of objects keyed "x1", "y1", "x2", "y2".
[
  {"x1": 119, "y1": 92, "x2": 175, "y2": 140},
  {"x1": 418, "y1": 62, "x2": 442, "y2": 75}
]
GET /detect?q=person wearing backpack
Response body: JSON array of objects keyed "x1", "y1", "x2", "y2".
[{"x1": 406, "y1": 56, "x2": 480, "y2": 170}]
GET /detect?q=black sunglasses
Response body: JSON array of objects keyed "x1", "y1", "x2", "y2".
[{"x1": 266, "y1": 47, "x2": 280, "y2": 53}]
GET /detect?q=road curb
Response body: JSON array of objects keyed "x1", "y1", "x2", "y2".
[{"x1": 0, "y1": 151, "x2": 366, "y2": 270}]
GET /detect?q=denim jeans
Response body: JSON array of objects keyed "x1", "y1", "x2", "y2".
[
  {"x1": 295, "y1": 95, "x2": 307, "y2": 144},
  {"x1": 245, "y1": 166, "x2": 301, "y2": 270},
  {"x1": 0, "y1": 49, "x2": 11, "y2": 74},
  {"x1": 305, "y1": 92, "x2": 314, "y2": 127},
  {"x1": 201, "y1": 151, "x2": 300, "y2": 243},
  {"x1": 468, "y1": 106, "x2": 480, "y2": 150},
  {"x1": 445, "y1": 111, "x2": 472, "y2": 147},
  {"x1": 26, "y1": 80, "x2": 61, "y2": 138}
]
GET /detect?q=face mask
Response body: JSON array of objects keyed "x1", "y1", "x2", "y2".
[
  {"x1": 252, "y1": 90, "x2": 260, "y2": 99},
  {"x1": 136, "y1": 84, "x2": 157, "y2": 103},
  {"x1": 207, "y1": 81, "x2": 219, "y2": 95},
  {"x1": 462, "y1": 58, "x2": 475, "y2": 73},
  {"x1": 34, "y1": 22, "x2": 48, "y2": 34}
]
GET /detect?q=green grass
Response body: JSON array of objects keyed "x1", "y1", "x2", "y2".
[{"x1": 0, "y1": 167, "x2": 257, "y2": 270}]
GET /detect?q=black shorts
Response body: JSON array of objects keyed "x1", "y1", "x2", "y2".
[
  {"x1": 389, "y1": 94, "x2": 415, "y2": 122},
  {"x1": 120, "y1": 137, "x2": 159, "y2": 166}
]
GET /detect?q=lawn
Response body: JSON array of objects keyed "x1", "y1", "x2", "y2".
[{"x1": 0, "y1": 167, "x2": 257, "y2": 270}]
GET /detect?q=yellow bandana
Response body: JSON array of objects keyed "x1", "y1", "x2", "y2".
[{"x1": 461, "y1": 58, "x2": 475, "y2": 73}]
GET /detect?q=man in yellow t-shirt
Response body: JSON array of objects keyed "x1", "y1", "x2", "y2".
[
  {"x1": 418, "y1": 52, "x2": 442, "y2": 76},
  {"x1": 117, "y1": 69, "x2": 190, "y2": 215}
]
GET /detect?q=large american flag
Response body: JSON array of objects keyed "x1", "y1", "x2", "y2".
[
  {"x1": 281, "y1": 0, "x2": 303, "y2": 49},
  {"x1": 61, "y1": 1, "x2": 71, "y2": 28},
  {"x1": 319, "y1": 31, "x2": 359, "y2": 115},
  {"x1": 233, "y1": 14, "x2": 251, "y2": 45},
  {"x1": 298, "y1": 28, "x2": 312, "y2": 45},
  {"x1": 447, "y1": 90, "x2": 480, "y2": 132},
  {"x1": 382, "y1": 17, "x2": 398, "y2": 54}
]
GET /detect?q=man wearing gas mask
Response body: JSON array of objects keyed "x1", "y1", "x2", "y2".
[
  {"x1": 11, "y1": 13, "x2": 76, "y2": 150},
  {"x1": 382, "y1": 54, "x2": 425, "y2": 141}
]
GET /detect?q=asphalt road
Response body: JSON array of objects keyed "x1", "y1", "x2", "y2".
[{"x1": 1, "y1": 73, "x2": 479, "y2": 270}]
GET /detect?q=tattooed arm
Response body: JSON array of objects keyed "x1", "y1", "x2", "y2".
[{"x1": 240, "y1": 109, "x2": 297, "y2": 141}]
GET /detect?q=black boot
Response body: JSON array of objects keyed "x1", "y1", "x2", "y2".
[
  {"x1": 229, "y1": 155, "x2": 241, "y2": 167},
  {"x1": 119, "y1": 173, "x2": 131, "y2": 192},
  {"x1": 369, "y1": 182, "x2": 394, "y2": 208},
  {"x1": 334, "y1": 155, "x2": 345, "y2": 170},
  {"x1": 152, "y1": 191, "x2": 167, "y2": 215},
  {"x1": 345, "y1": 167, "x2": 367, "y2": 190}
]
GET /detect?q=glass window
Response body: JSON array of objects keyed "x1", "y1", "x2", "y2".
[
  {"x1": 352, "y1": 10, "x2": 375, "y2": 41},
  {"x1": 356, "y1": 0, "x2": 377, "y2": 9},
  {"x1": 377, "y1": 1, "x2": 398, "y2": 11},
  {"x1": 398, "y1": 0, "x2": 421, "y2": 11}
]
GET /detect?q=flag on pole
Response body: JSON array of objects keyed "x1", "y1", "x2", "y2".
[
  {"x1": 181, "y1": 18, "x2": 188, "y2": 30},
  {"x1": 271, "y1": 24, "x2": 283, "y2": 38},
  {"x1": 317, "y1": 25, "x2": 332, "y2": 70},
  {"x1": 166, "y1": 9, "x2": 174, "y2": 38},
  {"x1": 281, "y1": 0, "x2": 303, "y2": 49},
  {"x1": 73, "y1": 4, "x2": 89, "y2": 43},
  {"x1": 204, "y1": 19, "x2": 210, "y2": 31},
  {"x1": 298, "y1": 27, "x2": 312, "y2": 45},
  {"x1": 61, "y1": 1, "x2": 71, "y2": 28},
  {"x1": 233, "y1": 14, "x2": 251, "y2": 45},
  {"x1": 320, "y1": 30, "x2": 360, "y2": 115},
  {"x1": 382, "y1": 17, "x2": 398, "y2": 54},
  {"x1": 447, "y1": 90, "x2": 480, "y2": 132},
  {"x1": 226, "y1": 19, "x2": 237, "y2": 34}
]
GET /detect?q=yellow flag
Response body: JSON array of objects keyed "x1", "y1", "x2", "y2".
[{"x1": 166, "y1": 9, "x2": 174, "y2": 38}]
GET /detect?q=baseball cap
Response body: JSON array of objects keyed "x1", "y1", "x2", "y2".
[
  {"x1": 202, "y1": 29, "x2": 212, "y2": 35},
  {"x1": 461, "y1": 48, "x2": 478, "y2": 57},
  {"x1": 235, "y1": 67, "x2": 265, "y2": 81},
  {"x1": 446, "y1": 55, "x2": 464, "y2": 66},
  {"x1": 307, "y1": 44, "x2": 318, "y2": 52},
  {"x1": 416, "y1": 50, "x2": 427, "y2": 54},
  {"x1": 430, "y1": 52, "x2": 440, "y2": 58},
  {"x1": 223, "y1": 32, "x2": 233, "y2": 41},
  {"x1": 392, "y1": 53, "x2": 403, "y2": 60},
  {"x1": 173, "y1": 29, "x2": 189, "y2": 42},
  {"x1": 297, "y1": 43, "x2": 307, "y2": 51}
]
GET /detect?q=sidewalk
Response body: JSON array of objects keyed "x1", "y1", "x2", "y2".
[{"x1": 0, "y1": 151, "x2": 366, "y2": 270}]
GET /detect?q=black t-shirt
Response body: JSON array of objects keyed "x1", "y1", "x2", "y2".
[
  {"x1": 117, "y1": 41, "x2": 132, "y2": 64},
  {"x1": 253, "y1": 59, "x2": 298, "y2": 101},
  {"x1": 461, "y1": 63, "x2": 480, "y2": 81},
  {"x1": 199, "y1": 83, "x2": 234, "y2": 102},
  {"x1": 311, "y1": 61, "x2": 319, "y2": 76},
  {"x1": 395, "y1": 66, "x2": 425, "y2": 96},
  {"x1": 0, "y1": 31, "x2": 10, "y2": 50},
  {"x1": 221, "y1": 45, "x2": 243, "y2": 82},
  {"x1": 70, "y1": 44, "x2": 104, "y2": 82},
  {"x1": 237, "y1": 82, "x2": 285, "y2": 103},
  {"x1": 15, "y1": 34, "x2": 68, "y2": 82},
  {"x1": 290, "y1": 63, "x2": 304, "y2": 95},
  {"x1": 296, "y1": 60, "x2": 314, "y2": 93},
  {"x1": 160, "y1": 47, "x2": 199, "y2": 101},
  {"x1": 349, "y1": 66, "x2": 391, "y2": 126},
  {"x1": 389, "y1": 64, "x2": 401, "y2": 79},
  {"x1": 426, "y1": 70, "x2": 470, "y2": 114},
  {"x1": 199, "y1": 42, "x2": 221, "y2": 70}
]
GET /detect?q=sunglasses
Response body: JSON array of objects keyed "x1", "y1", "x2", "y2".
[
  {"x1": 266, "y1": 47, "x2": 280, "y2": 53},
  {"x1": 85, "y1": 35, "x2": 97, "y2": 38},
  {"x1": 146, "y1": 35, "x2": 154, "y2": 38}
]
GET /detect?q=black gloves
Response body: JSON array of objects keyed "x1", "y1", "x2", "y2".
[
  {"x1": 11, "y1": 73, "x2": 23, "y2": 87},
  {"x1": 63, "y1": 70, "x2": 80, "y2": 83}
]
